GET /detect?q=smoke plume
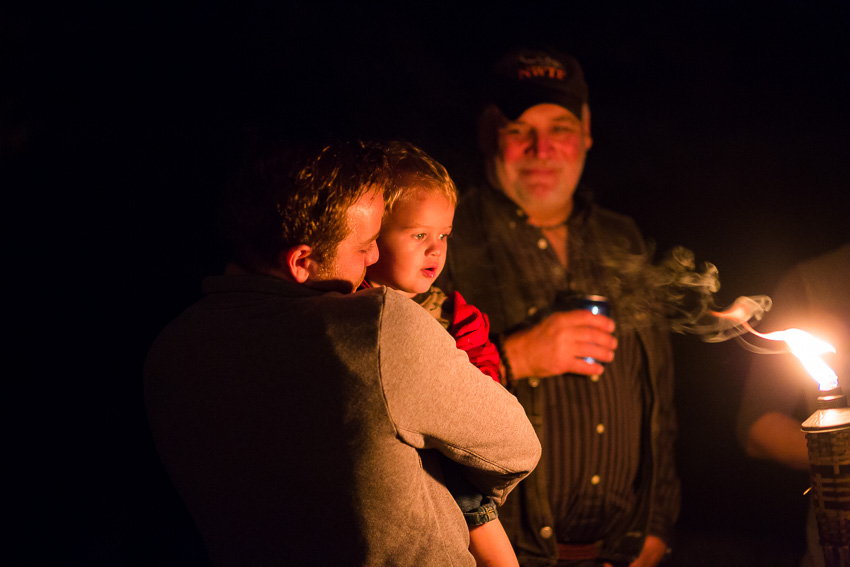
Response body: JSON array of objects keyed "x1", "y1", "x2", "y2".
[{"x1": 589, "y1": 242, "x2": 771, "y2": 341}]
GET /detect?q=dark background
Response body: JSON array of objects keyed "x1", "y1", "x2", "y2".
[{"x1": 6, "y1": 1, "x2": 849, "y2": 564}]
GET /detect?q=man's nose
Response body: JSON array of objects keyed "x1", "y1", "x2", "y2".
[
  {"x1": 528, "y1": 131, "x2": 553, "y2": 159},
  {"x1": 366, "y1": 242, "x2": 379, "y2": 266}
]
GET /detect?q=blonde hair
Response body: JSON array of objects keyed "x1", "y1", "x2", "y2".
[{"x1": 381, "y1": 141, "x2": 457, "y2": 215}]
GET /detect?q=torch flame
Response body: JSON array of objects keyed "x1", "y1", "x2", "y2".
[
  {"x1": 743, "y1": 323, "x2": 838, "y2": 391},
  {"x1": 708, "y1": 299, "x2": 838, "y2": 389}
]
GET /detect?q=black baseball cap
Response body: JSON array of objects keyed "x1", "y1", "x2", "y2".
[{"x1": 488, "y1": 48, "x2": 588, "y2": 121}]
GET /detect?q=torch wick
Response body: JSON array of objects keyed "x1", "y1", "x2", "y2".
[{"x1": 817, "y1": 386, "x2": 847, "y2": 409}]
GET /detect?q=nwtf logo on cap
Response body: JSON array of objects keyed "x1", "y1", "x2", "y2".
[{"x1": 515, "y1": 54, "x2": 567, "y2": 81}]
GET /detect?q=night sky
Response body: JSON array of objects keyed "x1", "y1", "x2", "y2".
[{"x1": 7, "y1": 2, "x2": 849, "y2": 564}]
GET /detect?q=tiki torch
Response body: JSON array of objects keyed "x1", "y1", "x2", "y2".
[
  {"x1": 756, "y1": 328, "x2": 847, "y2": 566},
  {"x1": 802, "y1": 381, "x2": 850, "y2": 567}
]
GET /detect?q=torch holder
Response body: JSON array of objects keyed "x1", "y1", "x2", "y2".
[{"x1": 802, "y1": 387, "x2": 850, "y2": 567}]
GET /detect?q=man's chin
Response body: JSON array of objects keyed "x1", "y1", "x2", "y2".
[
  {"x1": 518, "y1": 177, "x2": 576, "y2": 200},
  {"x1": 520, "y1": 182, "x2": 563, "y2": 202}
]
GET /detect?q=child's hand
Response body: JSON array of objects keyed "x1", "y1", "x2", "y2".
[{"x1": 449, "y1": 292, "x2": 501, "y2": 382}]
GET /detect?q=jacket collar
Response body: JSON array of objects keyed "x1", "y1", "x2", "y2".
[
  {"x1": 481, "y1": 181, "x2": 595, "y2": 223},
  {"x1": 201, "y1": 273, "x2": 327, "y2": 299}
]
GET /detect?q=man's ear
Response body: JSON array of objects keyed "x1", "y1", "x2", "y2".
[
  {"x1": 279, "y1": 244, "x2": 318, "y2": 283},
  {"x1": 581, "y1": 103, "x2": 593, "y2": 150}
]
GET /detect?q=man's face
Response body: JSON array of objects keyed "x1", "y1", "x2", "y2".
[
  {"x1": 367, "y1": 190, "x2": 454, "y2": 298},
  {"x1": 494, "y1": 103, "x2": 592, "y2": 222},
  {"x1": 310, "y1": 189, "x2": 384, "y2": 293}
]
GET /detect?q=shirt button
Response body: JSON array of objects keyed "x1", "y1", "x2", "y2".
[
  {"x1": 527, "y1": 306, "x2": 537, "y2": 317},
  {"x1": 596, "y1": 423, "x2": 605, "y2": 434},
  {"x1": 508, "y1": 221, "x2": 516, "y2": 229},
  {"x1": 516, "y1": 208, "x2": 525, "y2": 217},
  {"x1": 591, "y1": 475, "x2": 601, "y2": 485},
  {"x1": 539, "y1": 526, "x2": 553, "y2": 539},
  {"x1": 528, "y1": 377, "x2": 540, "y2": 388},
  {"x1": 590, "y1": 374, "x2": 600, "y2": 382},
  {"x1": 537, "y1": 238, "x2": 548, "y2": 250}
]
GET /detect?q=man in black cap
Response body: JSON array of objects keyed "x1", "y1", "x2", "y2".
[{"x1": 439, "y1": 48, "x2": 680, "y2": 566}]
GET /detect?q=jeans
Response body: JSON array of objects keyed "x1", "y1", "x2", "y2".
[{"x1": 441, "y1": 456, "x2": 499, "y2": 526}]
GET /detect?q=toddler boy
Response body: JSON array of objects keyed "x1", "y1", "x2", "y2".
[{"x1": 363, "y1": 141, "x2": 516, "y2": 566}]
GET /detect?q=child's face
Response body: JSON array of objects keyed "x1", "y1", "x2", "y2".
[{"x1": 367, "y1": 190, "x2": 454, "y2": 298}]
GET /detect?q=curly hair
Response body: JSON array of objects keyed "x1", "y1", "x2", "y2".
[{"x1": 222, "y1": 141, "x2": 389, "y2": 273}]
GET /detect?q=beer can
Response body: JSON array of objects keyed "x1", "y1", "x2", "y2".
[
  {"x1": 553, "y1": 292, "x2": 610, "y2": 317},
  {"x1": 553, "y1": 292, "x2": 611, "y2": 364}
]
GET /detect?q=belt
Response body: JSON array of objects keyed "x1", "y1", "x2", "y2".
[{"x1": 557, "y1": 540, "x2": 604, "y2": 561}]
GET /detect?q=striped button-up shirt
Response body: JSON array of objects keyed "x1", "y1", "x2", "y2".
[{"x1": 442, "y1": 184, "x2": 680, "y2": 556}]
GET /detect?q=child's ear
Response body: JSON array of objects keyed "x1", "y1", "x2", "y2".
[{"x1": 280, "y1": 245, "x2": 319, "y2": 283}]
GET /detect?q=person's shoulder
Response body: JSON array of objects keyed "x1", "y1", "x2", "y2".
[
  {"x1": 456, "y1": 183, "x2": 513, "y2": 217},
  {"x1": 295, "y1": 286, "x2": 390, "y2": 326},
  {"x1": 340, "y1": 285, "x2": 391, "y2": 309},
  {"x1": 586, "y1": 203, "x2": 644, "y2": 248},
  {"x1": 797, "y1": 242, "x2": 849, "y2": 279},
  {"x1": 775, "y1": 243, "x2": 848, "y2": 293},
  {"x1": 589, "y1": 203, "x2": 640, "y2": 231},
  {"x1": 453, "y1": 185, "x2": 487, "y2": 217},
  {"x1": 381, "y1": 286, "x2": 424, "y2": 312},
  {"x1": 780, "y1": 242, "x2": 850, "y2": 312},
  {"x1": 456, "y1": 184, "x2": 488, "y2": 204},
  {"x1": 452, "y1": 185, "x2": 508, "y2": 242},
  {"x1": 380, "y1": 287, "x2": 448, "y2": 330}
]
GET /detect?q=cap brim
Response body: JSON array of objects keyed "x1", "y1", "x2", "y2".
[{"x1": 492, "y1": 82, "x2": 584, "y2": 121}]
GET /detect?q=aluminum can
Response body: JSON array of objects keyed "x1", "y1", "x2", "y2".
[
  {"x1": 553, "y1": 292, "x2": 610, "y2": 317},
  {"x1": 553, "y1": 292, "x2": 611, "y2": 364}
]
